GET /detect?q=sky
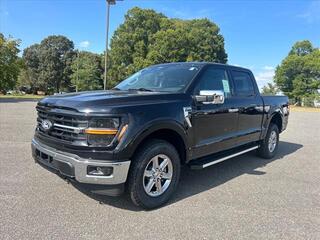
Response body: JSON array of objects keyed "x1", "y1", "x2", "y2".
[{"x1": 1, "y1": 0, "x2": 320, "y2": 88}]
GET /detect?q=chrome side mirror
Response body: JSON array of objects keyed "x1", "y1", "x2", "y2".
[{"x1": 195, "y1": 90, "x2": 225, "y2": 104}]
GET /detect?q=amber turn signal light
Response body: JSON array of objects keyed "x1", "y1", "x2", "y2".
[
  {"x1": 84, "y1": 128, "x2": 118, "y2": 135},
  {"x1": 117, "y1": 124, "x2": 128, "y2": 141}
]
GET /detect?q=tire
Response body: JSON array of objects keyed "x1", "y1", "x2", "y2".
[
  {"x1": 257, "y1": 123, "x2": 279, "y2": 159},
  {"x1": 127, "y1": 139, "x2": 181, "y2": 209}
]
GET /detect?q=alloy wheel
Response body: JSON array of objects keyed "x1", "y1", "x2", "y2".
[
  {"x1": 143, "y1": 154, "x2": 173, "y2": 197},
  {"x1": 268, "y1": 130, "x2": 277, "y2": 152}
]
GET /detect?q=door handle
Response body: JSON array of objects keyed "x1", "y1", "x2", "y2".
[{"x1": 228, "y1": 108, "x2": 239, "y2": 113}]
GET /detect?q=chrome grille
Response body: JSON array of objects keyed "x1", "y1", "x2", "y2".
[{"x1": 36, "y1": 106, "x2": 88, "y2": 144}]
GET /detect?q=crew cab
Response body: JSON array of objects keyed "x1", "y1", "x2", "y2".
[{"x1": 32, "y1": 62, "x2": 289, "y2": 209}]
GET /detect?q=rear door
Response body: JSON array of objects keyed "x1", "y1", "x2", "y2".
[
  {"x1": 230, "y1": 70, "x2": 264, "y2": 145},
  {"x1": 191, "y1": 66, "x2": 239, "y2": 158}
]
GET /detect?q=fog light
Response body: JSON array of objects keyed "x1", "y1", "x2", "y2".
[{"x1": 87, "y1": 166, "x2": 113, "y2": 176}]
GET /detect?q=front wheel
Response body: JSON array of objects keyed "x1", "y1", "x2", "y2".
[
  {"x1": 127, "y1": 139, "x2": 181, "y2": 209},
  {"x1": 257, "y1": 123, "x2": 279, "y2": 159}
]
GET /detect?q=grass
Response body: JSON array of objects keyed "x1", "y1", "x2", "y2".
[
  {"x1": 0, "y1": 94, "x2": 44, "y2": 99},
  {"x1": 290, "y1": 105, "x2": 320, "y2": 112}
]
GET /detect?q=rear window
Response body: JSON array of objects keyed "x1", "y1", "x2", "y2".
[{"x1": 231, "y1": 71, "x2": 255, "y2": 97}]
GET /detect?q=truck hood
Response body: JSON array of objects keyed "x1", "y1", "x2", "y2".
[{"x1": 38, "y1": 90, "x2": 188, "y2": 113}]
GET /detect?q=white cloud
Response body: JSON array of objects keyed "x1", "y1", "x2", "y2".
[
  {"x1": 254, "y1": 67, "x2": 275, "y2": 90},
  {"x1": 79, "y1": 40, "x2": 90, "y2": 48},
  {"x1": 263, "y1": 66, "x2": 274, "y2": 71},
  {"x1": 297, "y1": 1, "x2": 320, "y2": 24}
]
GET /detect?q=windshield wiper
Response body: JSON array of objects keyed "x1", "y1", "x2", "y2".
[
  {"x1": 111, "y1": 87, "x2": 121, "y2": 91},
  {"x1": 128, "y1": 88, "x2": 153, "y2": 92}
]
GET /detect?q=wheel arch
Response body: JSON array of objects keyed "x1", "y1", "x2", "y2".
[
  {"x1": 261, "y1": 109, "x2": 284, "y2": 140},
  {"x1": 127, "y1": 120, "x2": 189, "y2": 165},
  {"x1": 269, "y1": 112, "x2": 283, "y2": 133}
]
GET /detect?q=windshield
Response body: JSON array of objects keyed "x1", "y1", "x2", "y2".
[{"x1": 115, "y1": 64, "x2": 201, "y2": 92}]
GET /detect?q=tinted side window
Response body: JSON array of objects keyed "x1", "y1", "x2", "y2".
[
  {"x1": 195, "y1": 68, "x2": 231, "y2": 98},
  {"x1": 231, "y1": 71, "x2": 255, "y2": 97}
]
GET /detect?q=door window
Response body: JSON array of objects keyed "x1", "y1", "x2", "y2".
[
  {"x1": 231, "y1": 71, "x2": 255, "y2": 97},
  {"x1": 194, "y1": 67, "x2": 231, "y2": 98}
]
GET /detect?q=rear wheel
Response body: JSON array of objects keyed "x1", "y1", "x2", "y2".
[
  {"x1": 257, "y1": 123, "x2": 279, "y2": 159},
  {"x1": 127, "y1": 139, "x2": 181, "y2": 209}
]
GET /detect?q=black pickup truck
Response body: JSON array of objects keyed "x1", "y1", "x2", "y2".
[{"x1": 32, "y1": 62, "x2": 289, "y2": 209}]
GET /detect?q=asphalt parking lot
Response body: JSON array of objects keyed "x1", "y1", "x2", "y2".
[{"x1": 0, "y1": 99, "x2": 319, "y2": 240}]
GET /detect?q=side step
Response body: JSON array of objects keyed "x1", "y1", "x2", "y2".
[{"x1": 189, "y1": 145, "x2": 259, "y2": 170}]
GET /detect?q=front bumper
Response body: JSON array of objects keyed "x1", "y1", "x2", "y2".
[{"x1": 31, "y1": 138, "x2": 131, "y2": 186}]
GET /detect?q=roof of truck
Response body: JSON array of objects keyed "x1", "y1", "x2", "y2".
[{"x1": 152, "y1": 62, "x2": 251, "y2": 72}]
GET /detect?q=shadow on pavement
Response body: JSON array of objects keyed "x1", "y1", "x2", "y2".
[
  {"x1": 71, "y1": 141, "x2": 303, "y2": 211},
  {"x1": 172, "y1": 141, "x2": 302, "y2": 204}
]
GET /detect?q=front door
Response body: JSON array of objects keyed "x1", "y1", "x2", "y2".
[{"x1": 191, "y1": 66, "x2": 238, "y2": 159}]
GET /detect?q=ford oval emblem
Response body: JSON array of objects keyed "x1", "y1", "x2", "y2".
[{"x1": 41, "y1": 119, "x2": 53, "y2": 131}]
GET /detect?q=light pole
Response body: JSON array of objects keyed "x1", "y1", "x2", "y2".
[
  {"x1": 104, "y1": 0, "x2": 120, "y2": 90},
  {"x1": 76, "y1": 50, "x2": 79, "y2": 92}
]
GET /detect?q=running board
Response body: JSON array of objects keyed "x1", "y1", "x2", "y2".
[{"x1": 189, "y1": 145, "x2": 259, "y2": 170}]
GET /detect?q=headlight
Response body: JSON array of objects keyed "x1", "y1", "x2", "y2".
[
  {"x1": 88, "y1": 118, "x2": 119, "y2": 129},
  {"x1": 85, "y1": 118, "x2": 120, "y2": 146}
]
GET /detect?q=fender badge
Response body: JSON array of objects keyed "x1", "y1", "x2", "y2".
[{"x1": 183, "y1": 107, "x2": 192, "y2": 128}]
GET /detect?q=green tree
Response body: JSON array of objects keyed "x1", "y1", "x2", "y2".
[
  {"x1": 107, "y1": 7, "x2": 227, "y2": 88},
  {"x1": 21, "y1": 44, "x2": 40, "y2": 92},
  {"x1": 147, "y1": 19, "x2": 227, "y2": 63},
  {"x1": 261, "y1": 83, "x2": 279, "y2": 95},
  {"x1": 107, "y1": 7, "x2": 166, "y2": 87},
  {"x1": 0, "y1": 33, "x2": 21, "y2": 93},
  {"x1": 71, "y1": 51, "x2": 103, "y2": 91},
  {"x1": 22, "y1": 35, "x2": 75, "y2": 94},
  {"x1": 289, "y1": 40, "x2": 314, "y2": 56},
  {"x1": 274, "y1": 40, "x2": 320, "y2": 104}
]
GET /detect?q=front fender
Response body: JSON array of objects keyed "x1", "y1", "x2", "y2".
[{"x1": 118, "y1": 118, "x2": 189, "y2": 160}]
